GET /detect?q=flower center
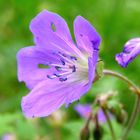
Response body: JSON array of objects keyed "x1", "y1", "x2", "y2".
[{"x1": 47, "y1": 51, "x2": 88, "y2": 82}]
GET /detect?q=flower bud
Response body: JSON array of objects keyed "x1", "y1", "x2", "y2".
[
  {"x1": 80, "y1": 126, "x2": 90, "y2": 140},
  {"x1": 93, "y1": 126, "x2": 103, "y2": 140},
  {"x1": 116, "y1": 110, "x2": 127, "y2": 124},
  {"x1": 107, "y1": 100, "x2": 127, "y2": 124},
  {"x1": 108, "y1": 100, "x2": 121, "y2": 115}
]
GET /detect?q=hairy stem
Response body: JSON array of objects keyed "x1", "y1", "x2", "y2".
[
  {"x1": 102, "y1": 107, "x2": 117, "y2": 140},
  {"x1": 103, "y1": 69, "x2": 140, "y2": 140}
]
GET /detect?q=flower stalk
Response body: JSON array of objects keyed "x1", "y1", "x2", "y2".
[
  {"x1": 121, "y1": 96, "x2": 140, "y2": 140},
  {"x1": 103, "y1": 69, "x2": 140, "y2": 140},
  {"x1": 101, "y1": 107, "x2": 117, "y2": 140},
  {"x1": 103, "y1": 69, "x2": 139, "y2": 95},
  {"x1": 80, "y1": 113, "x2": 92, "y2": 140}
]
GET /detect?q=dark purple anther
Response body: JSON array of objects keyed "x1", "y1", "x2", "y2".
[
  {"x1": 55, "y1": 66, "x2": 62, "y2": 71},
  {"x1": 59, "y1": 77, "x2": 67, "y2": 82},
  {"x1": 60, "y1": 59, "x2": 65, "y2": 65},
  {"x1": 47, "y1": 75, "x2": 53, "y2": 79},
  {"x1": 53, "y1": 73, "x2": 61, "y2": 77},
  {"x1": 62, "y1": 53, "x2": 67, "y2": 57},
  {"x1": 70, "y1": 56, "x2": 77, "y2": 60},
  {"x1": 71, "y1": 65, "x2": 76, "y2": 72}
]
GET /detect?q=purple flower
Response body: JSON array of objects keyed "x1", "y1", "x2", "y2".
[
  {"x1": 74, "y1": 104, "x2": 92, "y2": 118},
  {"x1": 74, "y1": 104, "x2": 107, "y2": 123},
  {"x1": 97, "y1": 108, "x2": 107, "y2": 123},
  {"x1": 2, "y1": 134, "x2": 16, "y2": 140},
  {"x1": 17, "y1": 10, "x2": 101, "y2": 118},
  {"x1": 116, "y1": 38, "x2": 140, "y2": 67}
]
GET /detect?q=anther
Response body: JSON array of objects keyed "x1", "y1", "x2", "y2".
[
  {"x1": 60, "y1": 59, "x2": 65, "y2": 65},
  {"x1": 72, "y1": 65, "x2": 76, "y2": 72},
  {"x1": 54, "y1": 73, "x2": 61, "y2": 77},
  {"x1": 55, "y1": 66, "x2": 62, "y2": 71},
  {"x1": 47, "y1": 75, "x2": 54, "y2": 79},
  {"x1": 58, "y1": 52, "x2": 67, "y2": 57},
  {"x1": 70, "y1": 56, "x2": 77, "y2": 60},
  {"x1": 59, "y1": 77, "x2": 67, "y2": 82}
]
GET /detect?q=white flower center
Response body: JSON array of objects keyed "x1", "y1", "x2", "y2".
[{"x1": 47, "y1": 51, "x2": 89, "y2": 83}]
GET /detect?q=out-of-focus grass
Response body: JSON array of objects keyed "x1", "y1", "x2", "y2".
[{"x1": 0, "y1": 0, "x2": 140, "y2": 139}]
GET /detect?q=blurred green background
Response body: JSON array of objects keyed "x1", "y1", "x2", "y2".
[{"x1": 0, "y1": 0, "x2": 140, "y2": 139}]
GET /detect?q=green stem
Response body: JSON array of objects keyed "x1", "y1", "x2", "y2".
[
  {"x1": 103, "y1": 69, "x2": 139, "y2": 94},
  {"x1": 121, "y1": 96, "x2": 140, "y2": 140},
  {"x1": 102, "y1": 107, "x2": 117, "y2": 140},
  {"x1": 103, "y1": 69, "x2": 140, "y2": 140}
]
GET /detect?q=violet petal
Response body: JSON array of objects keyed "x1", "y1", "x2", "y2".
[
  {"x1": 17, "y1": 46, "x2": 58, "y2": 89},
  {"x1": 115, "y1": 38, "x2": 140, "y2": 67},
  {"x1": 74, "y1": 16, "x2": 101, "y2": 55},
  {"x1": 22, "y1": 79, "x2": 90, "y2": 118}
]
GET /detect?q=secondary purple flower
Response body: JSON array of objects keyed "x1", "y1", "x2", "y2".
[
  {"x1": 17, "y1": 10, "x2": 101, "y2": 118},
  {"x1": 116, "y1": 38, "x2": 140, "y2": 67},
  {"x1": 75, "y1": 104, "x2": 107, "y2": 123},
  {"x1": 2, "y1": 134, "x2": 16, "y2": 140},
  {"x1": 75, "y1": 104, "x2": 92, "y2": 118}
]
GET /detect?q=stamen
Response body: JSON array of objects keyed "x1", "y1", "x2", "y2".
[
  {"x1": 47, "y1": 50, "x2": 81, "y2": 82},
  {"x1": 55, "y1": 66, "x2": 62, "y2": 71},
  {"x1": 51, "y1": 42, "x2": 86, "y2": 61},
  {"x1": 70, "y1": 65, "x2": 76, "y2": 72},
  {"x1": 53, "y1": 73, "x2": 61, "y2": 77},
  {"x1": 58, "y1": 51, "x2": 67, "y2": 57},
  {"x1": 59, "y1": 77, "x2": 67, "y2": 82},
  {"x1": 57, "y1": 51, "x2": 76, "y2": 65},
  {"x1": 56, "y1": 71, "x2": 73, "y2": 76},
  {"x1": 62, "y1": 53, "x2": 67, "y2": 57},
  {"x1": 60, "y1": 59, "x2": 65, "y2": 65},
  {"x1": 70, "y1": 56, "x2": 77, "y2": 61},
  {"x1": 47, "y1": 75, "x2": 55, "y2": 79},
  {"x1": 50, "y1": 63, "x2": 65, "y2": 67}
]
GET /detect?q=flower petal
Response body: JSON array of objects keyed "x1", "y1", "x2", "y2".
[
  {"x1": 74, "y1": 16, "x2": 101, "y2": 55},
  {"x1": 88, "y1": 54, "x2": 98, "y2": 84},
  {"x1": 22, "y1": 79, "x2": 90, "y2": 118},
  {"x1": 30, "y1": 10, "x2": 73, "y2": 44},
  {"x1": 74, "y1": 104, "x2": 91, "y2": 118},
  {"x1": 30, "y1": 10, "x2": 85, "y2": 59},
  {"x1": 97, "y1": 109, "x2": 107, "y2": 123},
  {"x1": 65, "y1": 82, "x2": 89, "y2": 107},
  {"x1": 17, "y1": 46, "x2": 59, "y2": 89},
  {"x1": 115, "y1": 38, "x2": 140, "y2": 67}
]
